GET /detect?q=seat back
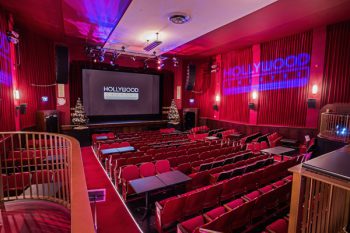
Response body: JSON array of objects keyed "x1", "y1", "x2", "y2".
[
  {"x1": 231, "y1": 200, "x2": 255, "y2": 231},
  {"x1": 156, "y1": 195, "x2": 186, "y2": 230},
  {"x1": 139, "y1": 162, "x2": 156, "y2": 177},
  {"x1": 155, "y1": 160, "x2": 171, "y2": 174},
  {"x1": 201, "y1": 209, "x2": 234, "y2": 233},
  {"x1": 202, "y1": 183, "x2": 223, "y2": 209},
  {"x1": 120, "y1": 165, "x2": 139, "y2": 182},
  {"x1": 183, "y1": 190, "x2": 207, "y2": 217},
  {"x1": 220, "y1": 176, "x2": 241, "y2": 202}
]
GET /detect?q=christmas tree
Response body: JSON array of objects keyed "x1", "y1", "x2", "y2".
[
  {"x1": 71, "y1": 98, "x2": 89, "y2": 129},
  {"x1": 168, "y1": 99, "x2": 180, "y2": 123}
]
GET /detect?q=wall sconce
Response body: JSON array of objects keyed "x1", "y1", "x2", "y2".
[
  {"x1": 215, "y1": 94, "x2": 220, "y2": 102},
  {"x1": 189, "y1": 98, "x2": 194, "y2": 104},
  {"x1": 41, "y1": 96, "x2": 49, "y2": 102},
  {"x1": 14, "y1": 90, "x2": 20, "y2": 100},
  {"x1": 252, "y1": 91, "x2": 258, "y2": 100},
  {"x1": 312, "y1": 84, "x2": 318, "y2": 94}
]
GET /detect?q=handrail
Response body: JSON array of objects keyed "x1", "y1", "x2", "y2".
[
  {"x1": 0, "y1": 131, "x2": 94, "y2": 233},
  {"x1": 319, "y1": 112, "x2": 350, "y2": 143}
]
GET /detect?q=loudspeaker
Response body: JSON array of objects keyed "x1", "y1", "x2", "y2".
[
  {"x1": 185, "y1": 64, "x2": 196, "y2": 90},
  {"x1": 55, "y1": 46, "x2": 69, "y2": 84},
  {"x1": 213, "y1": 104, "x2": 219, "y2": 111},
  {"x1": 248, "y1": 103, "x2": 255, "y2": 110},
  {"x1": 307, "y1": 99, "x2": 316, "y2": 108},
  {"x1": 19, "y1": 103, "x2": 27, "y2": 114}
]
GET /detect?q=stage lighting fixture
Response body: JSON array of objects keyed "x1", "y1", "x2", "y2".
[{"x1": 144, "y1": 33, "x2": 162, "y2": 52}]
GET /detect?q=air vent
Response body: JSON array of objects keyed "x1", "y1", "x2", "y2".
[{"x1": 169, "y1": 13, "x2": 191, "y2": 24}]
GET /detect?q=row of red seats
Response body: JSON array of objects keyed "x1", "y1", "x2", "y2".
[
  {"x1": 188, "y1": 133, "x2": 209, "y2": 141},
  {"x1": 188, "y1": 155, "x2": 272, "y2": 190},
  {"x1": 246, "y1": 141, "x2": 269, "y2": 153},
  {"x1": 2, "y1": 169, "x2": 65, "y2": 196},
  {"x1": 114, "y1": 146, "x2": 241, "y2": 190},
  {"x1": 262, "y1": 217, "x2": 289, "y2": 233},
  {"x1": 220, "y1": 129, "x2": 238, "y2": 139},
  {"x1": 118, "y1": 160, "x2": 171, "y2": 200},
  {"x1": 177, "y1": 177, "x2": 292, "y2": 233},
  {"x1": 159, "y1": 128, "x2": 176, "y2": 133},
  {"x1": 156, "y1": 157, "x2": 280, "y2": 231},
  {"x1": 108, "y1": 143, "x2": 223, "y2": 177},
  {"x1": 189, "y1": 126, "x2": 209, "y2": 134},
  {"x1": 268, "y1": 132, "x2": 283, "y2": 147}
]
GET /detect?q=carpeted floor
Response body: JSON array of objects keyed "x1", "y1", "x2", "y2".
[{"x1": 81, "y1": 147, "x2": 141, "y2": 233}]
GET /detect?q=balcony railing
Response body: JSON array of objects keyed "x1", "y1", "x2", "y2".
[
  {"x1": 0, "y1": 131, "x2": 94, "y2": 233},
  {"x1": 319, "y1": 112, "x2": 350, "y2": 143}
]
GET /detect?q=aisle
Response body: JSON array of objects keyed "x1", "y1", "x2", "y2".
[{"x1": 81, "y1": 147, "x2": 141, "y2": 233}]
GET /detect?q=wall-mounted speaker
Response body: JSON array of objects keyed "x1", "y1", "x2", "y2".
[
  {"x1": 55, "y1": 46, "x2": 69, "y2": 84},
  {"x1": 185, "y1": 64, "x2": 196, "y2": 91},
  {"x1": 19, "y1": 103, "x2": 27, "y2": 114},
  {"x1": 307, "y1": 98, "x2": 316, "y2": 108},
  {"x1": 248, "y1": 103, "x2": 255, "y2": 110},
  {"x1": 213, "y1": 104, "x2": 219, "y2": 111}
]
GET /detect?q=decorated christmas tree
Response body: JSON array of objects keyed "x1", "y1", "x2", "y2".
[
  {"x1": 168, "y1": 99, "x2": 180, "y2": 123},
  {"x1": 71, "y1": 98, "x2": 89, "y2": 129}
]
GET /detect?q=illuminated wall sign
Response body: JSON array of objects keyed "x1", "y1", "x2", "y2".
[{"x1": 223, "y1": 53, "x2": 311, "y2": 95}]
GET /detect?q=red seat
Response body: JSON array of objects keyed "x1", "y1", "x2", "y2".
[
  {"x1": 259, "y1": 184, "x2": 274, "y2": 194},
  {"x1": 155, "y1": 160, "x2": 171, "y2": 174},
  {"x1": 31, "y1": 170, "x2": 53, "y2": 184},
  {"x1": 177, "y1": 215, "x2": 206, "y2": 233},
  {"x1": 2, "y1": 172, "x2": 31, "y2": 196},
  {"x1": 243, "y1": 190, "x2": 261, "y2": 201},
  {"x1": 155, "y1": 195, "x2": 186, "y2": 232},
  {"x1": 220, "y1": 176, "x2": 242, "y2": 202},
  {"x1": 202, "y1": 183, "x2": 222, "y2": 209},
  {"x1": 188, "y1": 171, "x2": 210, "y2": 190},
  {"x1": 120, "y1": 165, "x2": 139, "y2": 200},
  {"x1": 261, "y1": 141, "x2": 269, "y2": 150},
  {"x1": 139, "y1": 162, "x2": 156, "y2": 177},
  {"x1": 200, "y1": 208, "x2": 234, "y2": 233},
  {"x1": 231, "y1": 200, "x2": 255, "y2": 232},
  {"x1": 176, "y1": 163, "x2": 192, "y2": 175},
  {"x1": 204, "y1": 206, "x2": 226, "y2": 221},
  {"x1": 224, "y1": 198, "x2": 245, "y2": 211},
  {"x1": 183, "y1": 190, "x2": 207, "y2": 217},
  {"x1": 265, "y1": 218, "x2": 289, "y2": 233}
]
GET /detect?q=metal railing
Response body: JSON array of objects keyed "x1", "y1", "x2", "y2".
[
  {"x1": 0, "y1": 132, "x2": 94, "y2": 233},
  {"x1": 319, "y1": 112, "x2": 350, "y2": 143}
]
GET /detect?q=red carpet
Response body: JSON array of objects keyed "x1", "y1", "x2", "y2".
[{"x1": 81, "y1": 147, "x2": 141, "y2": 233}]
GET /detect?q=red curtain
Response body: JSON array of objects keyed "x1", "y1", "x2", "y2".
[
  {"x1": 220, "y1": 47, "x2": 252, "y2": 123},
  {"x1": 193, "y1": 61, "x2": 215, "y2": 118},
  {"x1": 0, "y1": 10, "x2": 15, "y2": 131},
  {"x1": 321, "y1": 21, "x2": 350, "y2": 106},
  {"x1": 17, "y1": 27, "x2": 56, "y2": 129},
  {"x1": 257, "y1": 31, "x2": 313, "y2": 126}
]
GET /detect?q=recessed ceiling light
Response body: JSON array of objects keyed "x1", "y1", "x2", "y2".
[{"x1": 169, "y1": 13, "x2": 190, "y2": 24}]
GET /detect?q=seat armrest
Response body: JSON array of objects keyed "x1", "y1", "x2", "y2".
[
  {"x1": 203, "y1": 213, "x2": 212, "y2": 222},
  {"x1": 155, "y1": 201, "x2": 163, "y2": 211}
]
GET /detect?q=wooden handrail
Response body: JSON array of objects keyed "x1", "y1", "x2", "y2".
[{"x1": 0, "y1": 131, "x2": 95, "y2": 233}]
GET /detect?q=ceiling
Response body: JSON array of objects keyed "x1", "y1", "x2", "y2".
[
  {"x1": 103, "y1": 0, "x2": 277, "y2": 56},
  {"x1": 0, "y1": 0, "x2": 132, "y2": 44},
  {"x1": 1, "y1": 0, "x2": 350, "y2": 58}
]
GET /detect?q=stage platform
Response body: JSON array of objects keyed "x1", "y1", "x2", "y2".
[{"x1": 61, "y1": 119, "x2": 169, "y2": 132}]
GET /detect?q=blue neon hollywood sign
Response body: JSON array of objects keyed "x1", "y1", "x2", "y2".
[{"x1": 223, "y1": 53, "x2": 311, "y2": 95}]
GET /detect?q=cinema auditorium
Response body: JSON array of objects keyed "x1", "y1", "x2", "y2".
[{"x1": 0, "y1": 0, "x2": 350, "y2": 232}]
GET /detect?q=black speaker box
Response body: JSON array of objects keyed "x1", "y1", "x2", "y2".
[
  {"x1": 185, "y1": 64, "x2": 196, "y2": 90},
  {"x1": 19, "y1": 103, "x2": 27, "y2": 114},
  {"x1": 55, "y1": 46, "x2": 69, "y2": 84},
  {"x1": 307, "y1": 99, "x2": 316, "y2": 108},
  {"x1": 213, "y1": 104, "x2": 219, "y2": 111},
  {"x1": 248, "y1": 103, "x2": 255, "y2": 110}
]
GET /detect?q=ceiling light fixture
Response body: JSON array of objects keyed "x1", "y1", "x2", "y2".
[
  {"x1": 169, "y1": 13, "x2": 191, "y2": 24},
  {"x1": 144, "y1": 32, "x2": 162, "y2": 52}
]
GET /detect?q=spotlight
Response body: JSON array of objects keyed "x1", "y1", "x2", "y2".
[
  {"x1": 98, "y1": 55, "x2": 104, "y2": 62},
  {"x1": 158, "y1": 63, "x2": 165, "y2": 70},
  {"x1": 93, "y1": 58, "x2": 97, "y2": 63}
]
